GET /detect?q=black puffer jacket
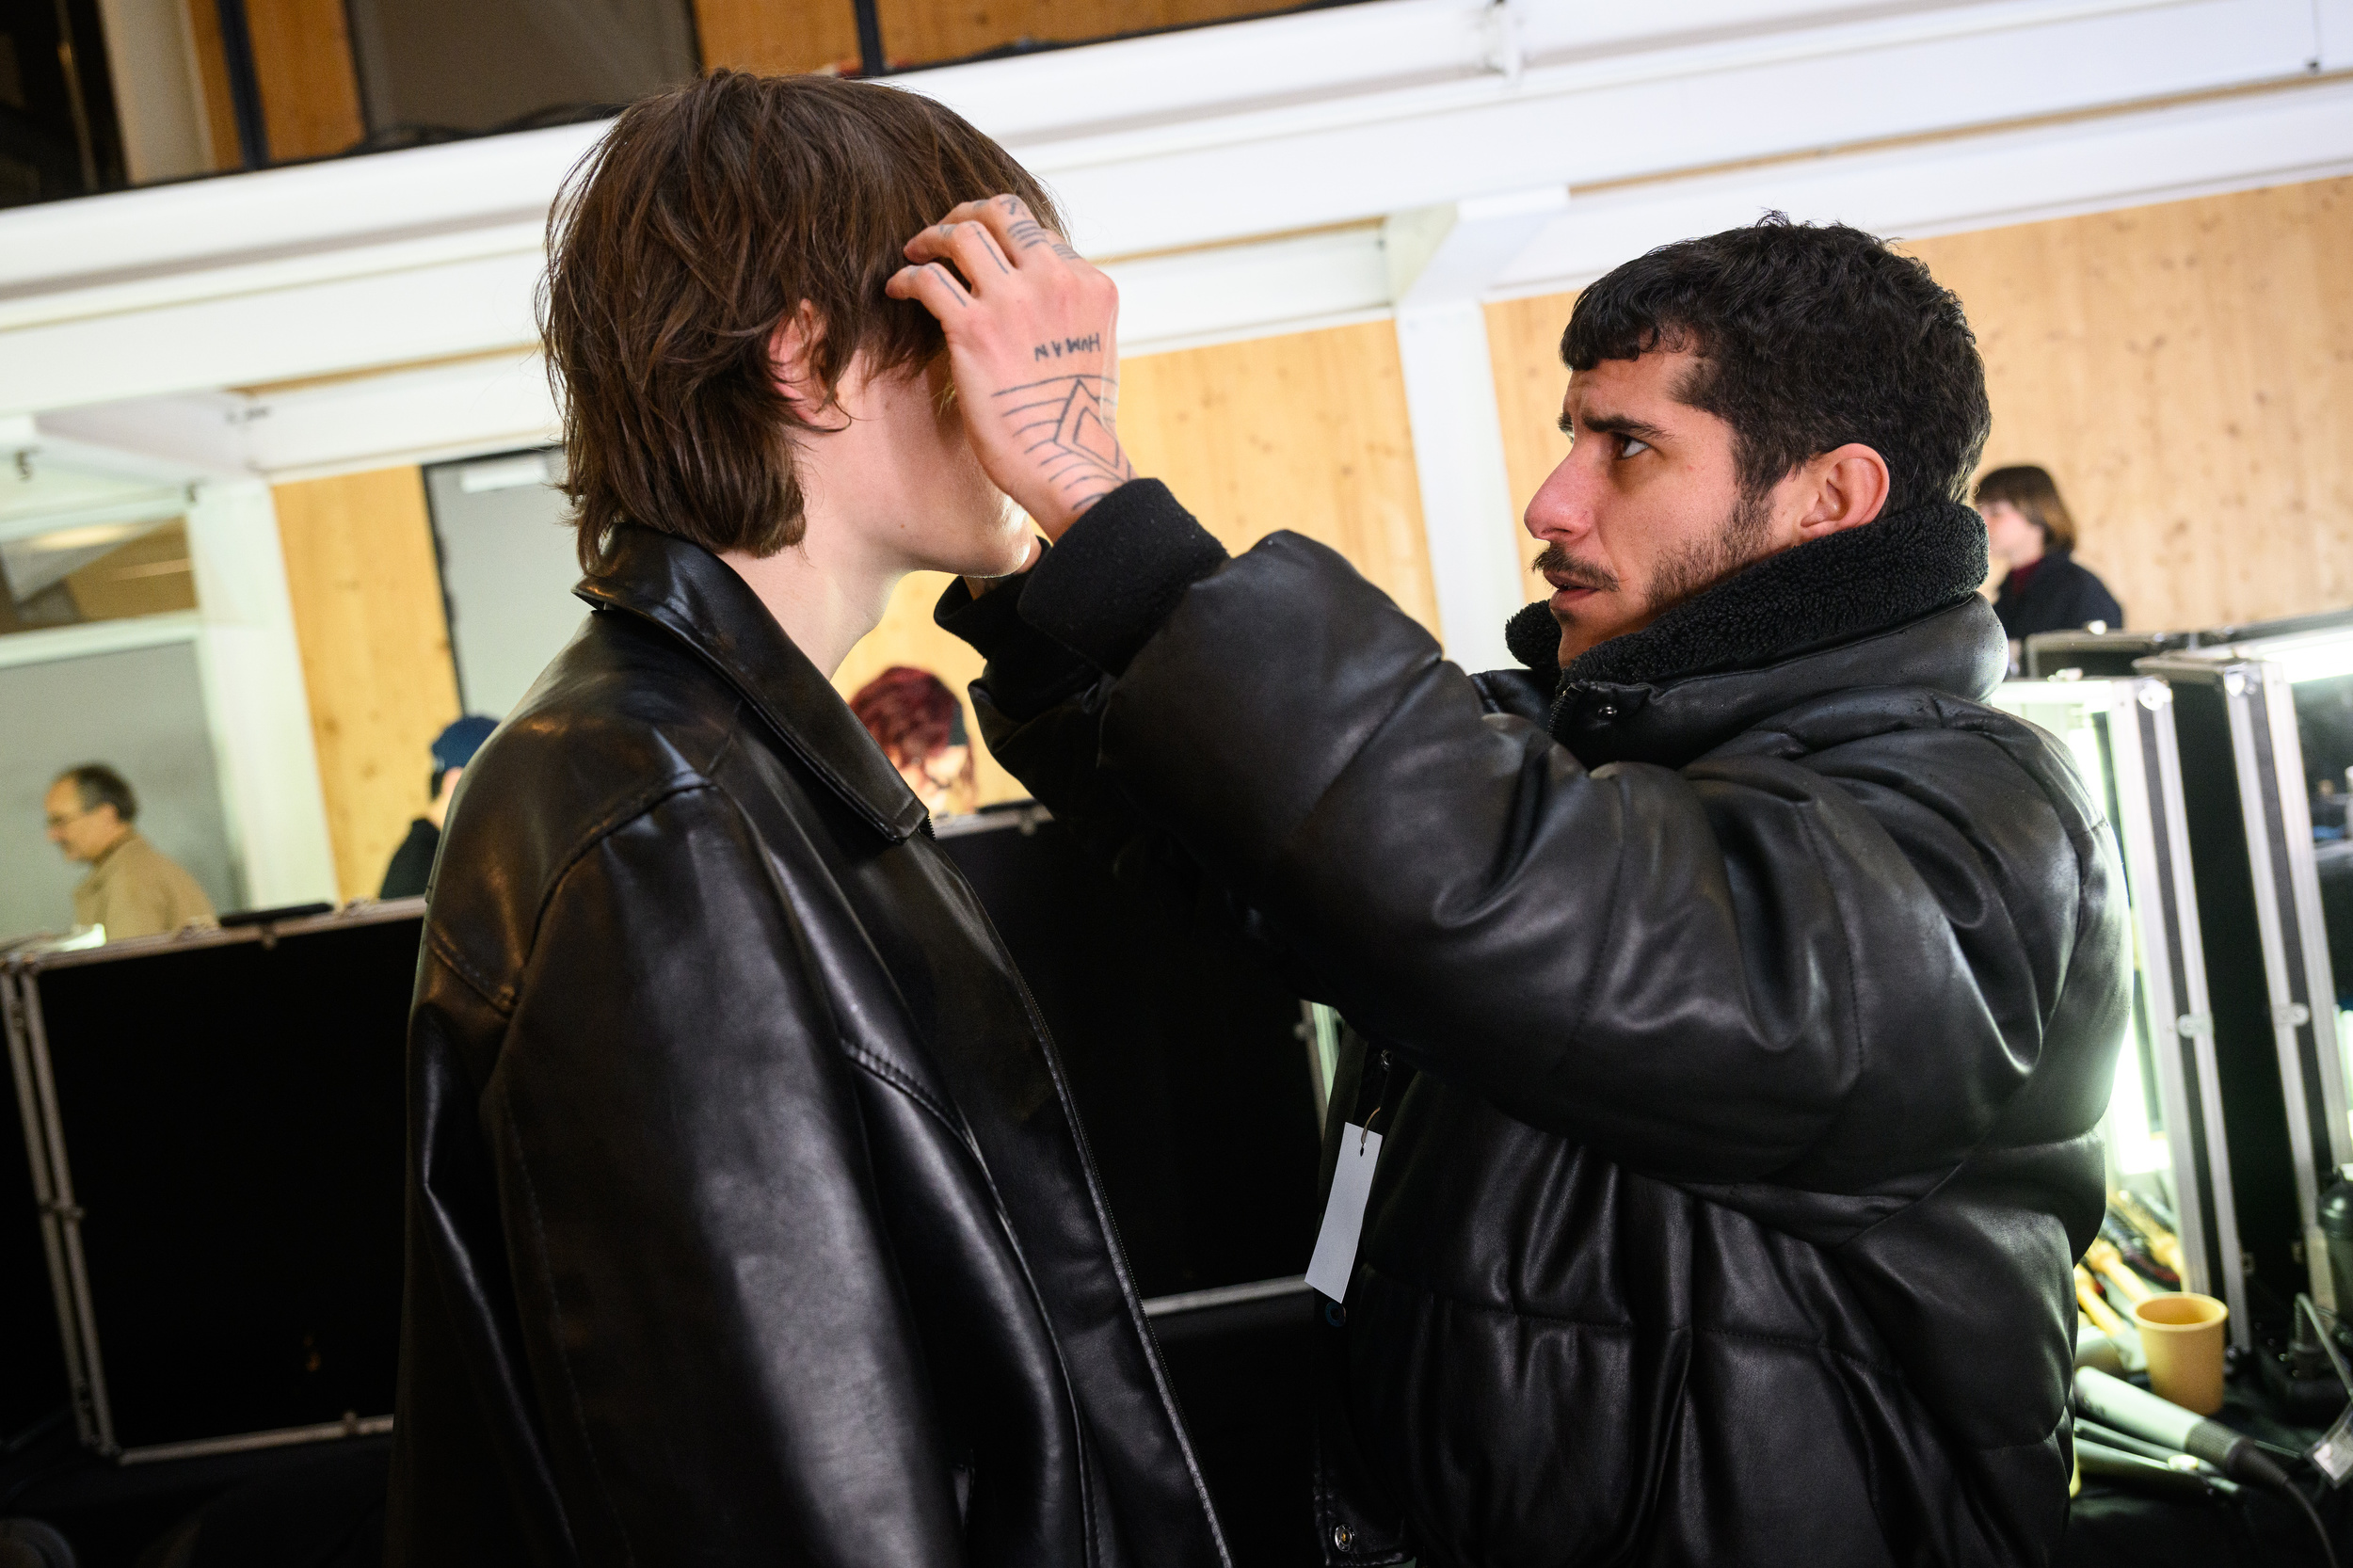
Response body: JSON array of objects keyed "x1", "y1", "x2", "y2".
[
  {"x1": 387, "y1": 525, "x2": 1227, "y2": 1568},
  {"x1": 940, "y1": 484, "x2": 2130, "y2": 1568}
]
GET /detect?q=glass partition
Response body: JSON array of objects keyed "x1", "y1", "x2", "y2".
[
  {"x1": 0, "y1": 518, "x2": 196, "y2": 639},
  {"x1": 2188, "y1": 616, "x2": 2353, "y2": 1158},
  {"x1": 1988, "y1": 677, "x2": 2246, "y2": 1336}
]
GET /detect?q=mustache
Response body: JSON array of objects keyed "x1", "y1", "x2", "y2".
[{"x1": 1533, "y1": 543, "x2": 1620, "y2": 595}]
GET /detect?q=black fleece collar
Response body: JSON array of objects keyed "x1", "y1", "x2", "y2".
[
  {"x1": 1506, "y1": 500, "x2": 1989, "y2": 685},
  {"x1": 1499, "y1": 501, "x2": 2003, "y2": 767}
]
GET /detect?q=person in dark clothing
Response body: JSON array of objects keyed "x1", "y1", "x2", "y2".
[
  {"x1": 386, "y1": 75, "x2": 1228, "y2": 1567},
  {"x1": 1977, "y1": 464, "x2": 2124, "y2": 639},
  {"x1": 377, "y1": 714, "x2": 496, "y2": 898},
  {"x1": 894, "y1": 211, "x2": 2129, "y2": 1565}
]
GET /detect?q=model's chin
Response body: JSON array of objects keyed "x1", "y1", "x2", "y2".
[
  {"x1": 963, "y1": 525, "x2": 1037, "y2": 581},
  {"x1": 913, "y1": 506, "x2": 1034, "y2": 580}
]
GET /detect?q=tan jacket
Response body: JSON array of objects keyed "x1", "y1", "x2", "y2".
[{"x1": 72, "y1": 831, "x2": 217, "y2": 940}]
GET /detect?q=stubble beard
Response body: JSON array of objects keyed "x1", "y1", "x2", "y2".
[
  {"x1": 1537, "y1": 486, "x2": 1779, "y2": 637},
  {"x1": 1642, "y1": 486, "x2": 1776, "y2": 615}
]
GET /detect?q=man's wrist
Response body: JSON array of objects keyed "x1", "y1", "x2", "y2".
[{"x1": 1018, "y1": 479, "x2": 1227, "y2": 674}]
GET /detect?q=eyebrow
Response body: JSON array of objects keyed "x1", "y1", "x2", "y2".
[{"x1": 1561, "y1": 408, "x2": 1672, "y2": 443}]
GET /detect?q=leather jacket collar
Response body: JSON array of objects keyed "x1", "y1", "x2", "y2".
[
  {"x1": 1500, "y1": 500, "x2": 2004, "y2": 768},
  {"x1": 575, "y1": 524, "x2": 928, "y2": 842}
]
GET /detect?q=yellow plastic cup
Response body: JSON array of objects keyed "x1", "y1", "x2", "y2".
[{"x1": 2133, "y1": 1292, "x2": 2230, "y2": 1415}]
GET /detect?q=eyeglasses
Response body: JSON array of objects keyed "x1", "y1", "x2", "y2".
[{"x1": 44, "y1": 807, "x2": 94, "y2": 830}]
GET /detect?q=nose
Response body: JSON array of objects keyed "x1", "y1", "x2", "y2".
[{"x1": 1523, "y1": 449, "x2": 1595, "y2": 545}]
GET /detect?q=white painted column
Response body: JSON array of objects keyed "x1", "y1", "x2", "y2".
[
  {"x1": 186, "y1": 481, "x2": 340, "y2": 910},
  {"x1": 1386, "y1": 186, "x2": 1566, "y2": 675}
]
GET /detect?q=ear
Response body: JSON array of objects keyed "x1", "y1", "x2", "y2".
[
  {"x1": 766, "y1": 300, "x2": 825, "y2": 411},
  {"x1": 1791, "y1": 442, "x2": 1891, "y2": 540}
]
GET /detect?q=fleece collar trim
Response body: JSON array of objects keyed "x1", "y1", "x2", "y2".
[{"x1": 1504, "y1": 500, "x2": 1990, "y2": 688}]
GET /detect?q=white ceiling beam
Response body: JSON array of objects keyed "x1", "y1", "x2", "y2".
[
  {"x1": 1028, "y1": 0, "x2": 2319, "y2": 257},
  {"x1": 2323, "y1": 0, "x2": 2353, "y2": 68},
  {"x1": 35, "y1": 395, "x2": 253, "y2": 480},
  {"x1": 0, "y1": 0, "x2": 2335, "y2": 427},
  {"x1": 1112, "y1": 227, "x2": 1391, "y2": 355},
  {"x1": 0, "y1": 249, "x2": 544, "y2": 416},
  {"x1": 1497, "y1": 71, "x2": 2353, "y2": 294},
  {"x1": 0, "y1": 0, "x2": 2320, "y2": 304}
]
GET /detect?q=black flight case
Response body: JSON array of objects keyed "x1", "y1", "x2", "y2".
[{"x1": 2, "y1": 899, "x2": 422, "y2": 1464}]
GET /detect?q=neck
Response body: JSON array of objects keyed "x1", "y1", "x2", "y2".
[
  {"x1": 88, "y1": 824, "x2": 132, "y2": 861},
  {"x1": 2007, "y1": 535, "x2": 2046, "y2": 569},
  {"x1": 720, "y1": 523, "x2": 904, "y2": 680}
]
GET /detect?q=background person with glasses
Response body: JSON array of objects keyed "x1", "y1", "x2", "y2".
[{"x1": 42, "y1": 763, "x2": 216, "y2": 942}]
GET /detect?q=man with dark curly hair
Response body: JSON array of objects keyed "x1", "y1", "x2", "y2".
[{"x1": 895, "y1": 210, "x2": 2130, "y2": 1566}]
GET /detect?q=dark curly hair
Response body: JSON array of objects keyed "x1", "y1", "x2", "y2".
[
  {"x1": 543, "y1": 72, "x2": 1063, "y2": 575},
  {"x1": 1562, "y1": 215, "x2": 1990, "y2": 516}
]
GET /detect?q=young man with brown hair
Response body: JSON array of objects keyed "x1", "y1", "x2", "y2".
[{"x1": 387, "y1": 73, "x2": 1227, "y2": 1566}]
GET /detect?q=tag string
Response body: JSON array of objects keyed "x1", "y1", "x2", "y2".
[{"x1": 1358, "y1": 1049, "x2": 1399, "y2": 1151}]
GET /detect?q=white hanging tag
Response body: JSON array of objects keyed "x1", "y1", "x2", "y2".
[{"x1": 1305, "y1": 1124, "x2": 1383, "y2": 1303}]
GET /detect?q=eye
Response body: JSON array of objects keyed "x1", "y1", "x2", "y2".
[{"x1": 1618, "y1": 435, "x2": 1652, "y2": 458}]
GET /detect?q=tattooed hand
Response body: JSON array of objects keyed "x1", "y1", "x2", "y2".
[{"x1": 886, "y1": 196, "x2": 1135, "y2": 539}]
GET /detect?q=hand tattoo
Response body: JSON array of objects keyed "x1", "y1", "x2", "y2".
[
  {"x1": 1000, "y1": 375, "x2": 1133, "y2": 514},
  {"x1": 923, "y1": 262, "x2": 971, "y2": 307},
  {"x1": 1032, "y1": 333, "x2": 1103, "y2": 362},
  {"x1": 1007, "y1": 217, "x2": 1082, "y2": 261}
]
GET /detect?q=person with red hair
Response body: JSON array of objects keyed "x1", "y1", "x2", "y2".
[{"x1": 851, "y1": 665, "x2": 974, "y2": 817}]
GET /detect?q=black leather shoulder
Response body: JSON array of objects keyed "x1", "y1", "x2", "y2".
[{"x1": 426, "y1": 611, "x2": 746, "y2": 1010}]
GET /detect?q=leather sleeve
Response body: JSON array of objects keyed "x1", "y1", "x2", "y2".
[
  {"x1": 1009, "y1": 530, "x2": 2100, "y2": 1193},
  {"x1": 471, "y1": 782, "x2": 964, "y2": 1567}
]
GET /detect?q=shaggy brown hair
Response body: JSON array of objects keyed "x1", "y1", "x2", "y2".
[
  {"x1": 542, "y1": 72, "x2": 1062, "y2": 574},
  {"x1": 1973, "y1": 465, "x2": 2077, "y2": 551}
]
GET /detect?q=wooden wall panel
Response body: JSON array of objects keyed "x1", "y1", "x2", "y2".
[
  {"x1": 1481, "y1": 176, "x2": 2353, "y2": 635},
  {"x1": 1903, "y1": 176, "x2": 2353, "y2": 632},
  {"x1": 1486, "y1": 290, "x2": 1577, "y2": 610},
  {"x1": 274, "y1": 468, "x2": 461, "y2": 901},
  {"x1": 182, "y1": 0, "x2": 247, "y2": 170},
  {"x1": 694, "y1": 0, "x2": 863, "y2": 75},
  {"x1": 246, "y1": 0, "x2": 364, "y2": 160},
  {"x1": 872, "y1": 0, "x2": 1283, "y2": 70},
  {"x1": 1116, "y1": 320, "x2": 1438, "y2": 633},
  {"x1": 837, "y1": 316, "x2": 1435, "y2": 807}
]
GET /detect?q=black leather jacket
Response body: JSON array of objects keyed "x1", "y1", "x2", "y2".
[
  {"x1": 941, "y1": 485, "x2": 2131, "y2": 1568},
  {"x1": 386, "y1": 525, "x2": 1228, "y2": 1568}
]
